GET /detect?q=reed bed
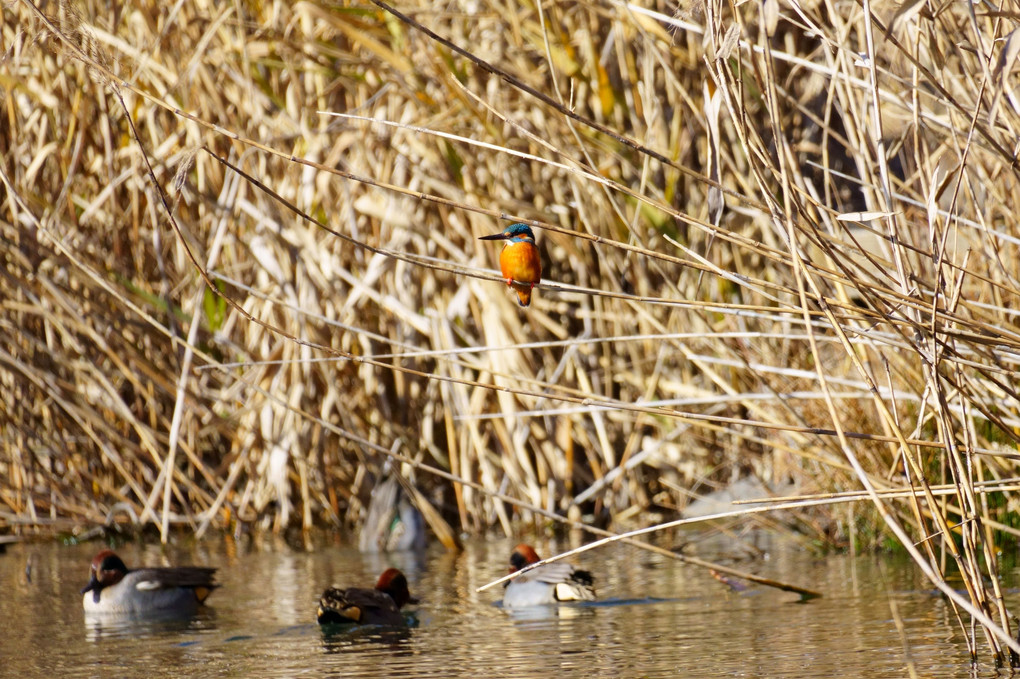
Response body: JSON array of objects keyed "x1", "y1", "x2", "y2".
[{"x1": 3, "y1": 0, "x2": 1020, "y2": 662}]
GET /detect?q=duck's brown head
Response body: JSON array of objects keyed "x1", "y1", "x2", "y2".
[
  {"x1": 375, "y1": 568, "x2": 417, "y2": 608},
  {"x1": 509, "y1": 544, "x2": 541, "y2": 573},
  {"x1": 80, "y1": 550, "x2": 129, "y2": 603}
]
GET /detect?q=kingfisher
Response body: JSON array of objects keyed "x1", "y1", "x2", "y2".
[{"x1": 479, "y1": 223, "x2": 542, "y2": 307}]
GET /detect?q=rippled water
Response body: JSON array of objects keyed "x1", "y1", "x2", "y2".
[{"x1": 0, "y1": 532, "x2": 1007, "y2": 677}]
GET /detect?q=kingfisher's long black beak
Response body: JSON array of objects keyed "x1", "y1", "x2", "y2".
[{"x1": 479, "y1": 233, "x2": 509, "y2": 241}]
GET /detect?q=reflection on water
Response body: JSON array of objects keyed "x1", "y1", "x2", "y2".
[
  {"x1": 319, "y1": 624, "x2": 415, "y2": 655},
  {"x1": 83, "y1": 610, "x2": 217, "y2": 642},
  {"x1": 500, "y1": 600, "x2": 597, "y2": 624},
  {"x1": 499, "y1": 596, "x2": 677, "y2": 622},
  {"x1": 0, "y1": 533, "x2": 1007, "y2": 678}
]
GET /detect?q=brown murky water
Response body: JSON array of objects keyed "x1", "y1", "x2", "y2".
[{"x1": 0, "y1": 532, "x2": 1005, "y2": 677}]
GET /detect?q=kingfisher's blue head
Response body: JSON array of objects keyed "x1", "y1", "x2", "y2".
[{"x1": 479, "y1": 222, "x2": 536, "y2": 244}]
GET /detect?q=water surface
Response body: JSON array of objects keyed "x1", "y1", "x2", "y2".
[{"x1": 0, "y1": 533, "x2": 1004, "y2": 677}]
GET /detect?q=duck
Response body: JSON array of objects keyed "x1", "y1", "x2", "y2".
[
  {"x1": 81, "y1": 549, "x2": 218, "y2": 616},
  {"x1": 358, "y1": 474, "x2": 427, "y2": 553},
  {"x1": 502, "y1": 543, "x2": 596, "y2": 608},
  {"x1": 317, "y1": 568, "x2": 417, "y2": 626}
]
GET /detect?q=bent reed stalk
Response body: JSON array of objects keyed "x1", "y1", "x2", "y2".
[{"x1": 3, "y1": 0, "x2": 1020, "y2": 663}]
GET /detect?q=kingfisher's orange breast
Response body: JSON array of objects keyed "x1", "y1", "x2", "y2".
[{"x1": 499, "y1": 241, "x2": 542, "y2": 286}]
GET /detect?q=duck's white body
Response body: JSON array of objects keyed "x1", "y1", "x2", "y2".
[
  {"x1": 501, "y1": 544, "x2": 597, "y2": 608},
  {"x1": 81, "y1": 551, "x2": 217, "y2": 616}
]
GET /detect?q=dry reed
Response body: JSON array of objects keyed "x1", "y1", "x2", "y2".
[{"x1": 3, "y1": 0, "x2": 1020, "y2": 662}]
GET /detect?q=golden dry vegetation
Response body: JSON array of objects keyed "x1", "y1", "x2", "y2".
[{"x1": 4, "y1": 0, "x2": 1020, "y2": 660}]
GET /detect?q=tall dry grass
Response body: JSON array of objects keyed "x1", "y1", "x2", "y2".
[{"x1": 3, "y1": 0, "x2": 1020, "y2": 660}]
